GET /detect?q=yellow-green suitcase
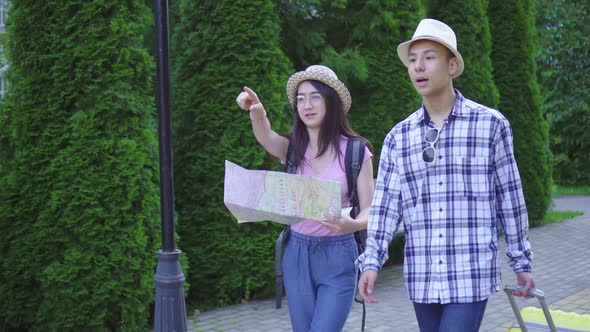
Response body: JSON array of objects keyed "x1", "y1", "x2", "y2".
[{"x1": 504, "y1": 285, "x2": 590, "y2": 332}]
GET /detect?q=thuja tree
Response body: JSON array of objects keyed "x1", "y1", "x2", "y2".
[
  {"x1": 172, "y1": 0, "x2": 292, "y2": 309},
  {"x1": 338, "y1": 0, "x2": 424, "y2": 170},
  {"x1": 426, "y1": 0, "x2": 499, "y2": 108},
  {"x1": 536, "y1": 0, "x2": 590, "y2": 185},
  {"x1": 488, "y1": 0, "x2": 552, "y2": 223},
  {"x1": 0, "y1": 1, "x2": 160, "y2": 330}
]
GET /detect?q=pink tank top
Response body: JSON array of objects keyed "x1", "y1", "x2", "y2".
[{"x1": 290, "y1": 137, "x2": 372, "y2": 236}]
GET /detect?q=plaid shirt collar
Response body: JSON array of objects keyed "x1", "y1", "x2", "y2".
[{"x1": 409, "y1": 89, "x2": 470, "y2": 128}]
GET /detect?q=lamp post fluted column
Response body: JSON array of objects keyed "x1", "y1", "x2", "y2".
[{"x1": 153, "y1": 0, "x2": 187, "y2": 331}]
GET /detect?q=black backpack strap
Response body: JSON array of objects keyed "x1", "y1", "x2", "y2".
[
  {"x1": 346, "y1": 137, "x2": 368, "y2": 332},
  {"x1": 276, "y1": 139, "x2": 295, "y2": 308},
  {"x1": 285, "y1": 139, "x2": 296, "y2": 174},
  {"x1": 346, "y1": 138, "x2": 367, "y2": 254},
  {"x1": 274, "y1": 226, "x2": 290, "y2": 309},
  {"x1": 346, "y1": 138, "x2": 365, "y2": 219}
]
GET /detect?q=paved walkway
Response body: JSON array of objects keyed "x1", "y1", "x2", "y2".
[{"x1": 188, "y1": 196, "x2": 590, "y2": 331}]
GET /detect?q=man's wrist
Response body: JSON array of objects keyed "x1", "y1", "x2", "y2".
[
  {"x1": 515, "y1": 267, "x2": 532, "y2": 274},
  {"x1": 362, "y1": 264, "x2": 381, "y2": 273}
]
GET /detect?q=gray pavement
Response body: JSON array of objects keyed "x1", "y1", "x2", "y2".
[{"x1": 188, "y1": 196, "x2": 590, "y2": 331}]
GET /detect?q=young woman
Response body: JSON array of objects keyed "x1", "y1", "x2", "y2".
[{"x1": 236, "y1": 65, "x2": 375, "y2": 332}]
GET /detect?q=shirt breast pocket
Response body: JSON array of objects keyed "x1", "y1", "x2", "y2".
[{"x1": 454, "y1": 156, "x2": 491, "y2": 199}]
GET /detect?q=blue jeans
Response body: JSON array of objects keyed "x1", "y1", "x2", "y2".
[
  {"x1": 282, "y1": 231, "x2": 358, "y2": 332},
  {"x1": 413, "y1": 299, "x2": 488, "y2": 332}
]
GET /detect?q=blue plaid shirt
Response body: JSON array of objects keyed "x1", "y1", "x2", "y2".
[{"x1": 357, "y1": 90, "x2": 533, "y2": 303}]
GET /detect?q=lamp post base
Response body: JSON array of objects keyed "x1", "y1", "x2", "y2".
[{"x1": 154, "y1": 249, "x2": 187, "y2": 332}]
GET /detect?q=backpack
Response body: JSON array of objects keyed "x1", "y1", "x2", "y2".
[{"x1": 274, "y1": 137, "x2": 368, "y2": 331}]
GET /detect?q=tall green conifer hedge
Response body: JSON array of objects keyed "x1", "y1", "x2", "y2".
[
  {"x1": 172, "y1": 0, "x2": 292, "y2": 308},
  {"x1": 341, "y1": 1, "x2": 424, "y2": 167},
  {"x1": 488, "y1": 0, "x2": 552, "y2": 223},
  {"x1": 536, "y1": 0, "x2": 590, "y2": 185},
  {"x1": 0, "y1": 1, "x2": 160, "y2": 330},
  {"x1": 427, "y1": 0, "x2": 499, "y2": 108}
]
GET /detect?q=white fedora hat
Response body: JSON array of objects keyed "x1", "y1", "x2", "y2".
[
  {"x1": 286, "y1": 65, "x2": 352, "y2": 113},
  {"x1": 397, "y1": 18, "x2": 464, "y2": 78}
]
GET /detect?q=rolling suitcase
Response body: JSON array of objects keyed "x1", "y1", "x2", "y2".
[{"x1": 504, "y1": 285, "x2": 590, "y2": 332}]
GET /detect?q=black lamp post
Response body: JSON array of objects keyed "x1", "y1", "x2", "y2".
[{"x1": 153, "y1": 0, "x2": 187, "y2": 331}]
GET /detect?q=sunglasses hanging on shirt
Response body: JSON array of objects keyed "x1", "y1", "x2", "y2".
[{"x1": 422, "y1": 125, "x2": 443, "y2": 166}]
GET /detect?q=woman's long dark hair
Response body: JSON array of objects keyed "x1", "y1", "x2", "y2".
[{"x1": 289, "y1": 80, "x2": 372, "y2": 171}]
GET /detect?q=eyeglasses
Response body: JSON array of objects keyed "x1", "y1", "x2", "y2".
[
  {"x1": 422, "y1": 127, "x2": 440, "y2": 165},
  {"x1": 296, "y1": 93, "x2": 323, "y2": 107}
]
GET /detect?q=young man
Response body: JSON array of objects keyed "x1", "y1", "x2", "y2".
[{"x1": 356, "y1": 18, "x2": 535, "y2": 331}]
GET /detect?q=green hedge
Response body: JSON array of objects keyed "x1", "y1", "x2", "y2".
[
  {"x1": 427, "y1": 0, "x2": 499, "y2": 108},
  {"x1": 536, "y1": 0, "x2": 590, "y2": 185},
  {"x1": 488, "y1": 0, "x2": 552, "y2": 223},
  {"x1": 171, "y1": 0, "x2": 293, "y2": 309},
  {"x1": 0, "y1": 1, "x2": 160, "y2": 330},
  {"x1": 335, "y1": 0, "x2": 425, "y2": 172}
]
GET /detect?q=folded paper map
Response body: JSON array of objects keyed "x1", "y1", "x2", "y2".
[{"x1": 224, "y1": 160, "x2": 349, "y2": 225}]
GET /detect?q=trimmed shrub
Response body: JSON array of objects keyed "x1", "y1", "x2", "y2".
[
  {"x1": 0, "y1": 1, "x2": 160, "y2": 330},
  {"x1": 171, "y1": 0, "x2": 292, "y2": 309},
  {"x1": 488, "y1": 0, "x2": 552, "y2": 223},
  {"x1": 536, "y1": 0, "x2": 590, "y2": 185},
  {"x1": 334, "y1": 0, "x2": 425, "y2": 173},
  {"x1": 427, "y1": 0, "x2": 499, "y2": 108}
]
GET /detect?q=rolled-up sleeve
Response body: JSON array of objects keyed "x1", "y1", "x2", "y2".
[
  {"x1": 356, "y1": 132, "x2": 404, "y2": 272},
  {"x1": 493, "y1": 118, "x2": 533, "y2": 273}
]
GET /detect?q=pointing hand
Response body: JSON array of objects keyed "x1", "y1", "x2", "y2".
[{"x1": 236, "y1": 86, "x2": 264, "y2": 113}]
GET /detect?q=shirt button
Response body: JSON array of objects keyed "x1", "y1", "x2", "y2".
[
  {"x1": 439, "y1": 234, "x2": 443, "y2": 238},
  {"x1": 439, "y1": 208, "x2": 443, "y2": 212},
  {"x1": 438, "y1": 155, "x2": 443, "y2": 160},
  {"x1": 439, "y1": 260, "x2": 443, "y2": 264},
  {"x1": 439, "y1": 181, "x2": 443, "y2": 186}
]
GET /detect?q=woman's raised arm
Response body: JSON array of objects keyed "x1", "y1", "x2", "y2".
[{"x1": 236, "y1": 86, "x2": 289, "y2": 161}]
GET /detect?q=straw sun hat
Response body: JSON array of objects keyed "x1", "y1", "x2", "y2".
[
  {"x1": 286, "y1": 65, "x2": 352, "y2": 113},
  {"x1": 397, "y1": 18, "x2": 464, "y2": 78}
]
